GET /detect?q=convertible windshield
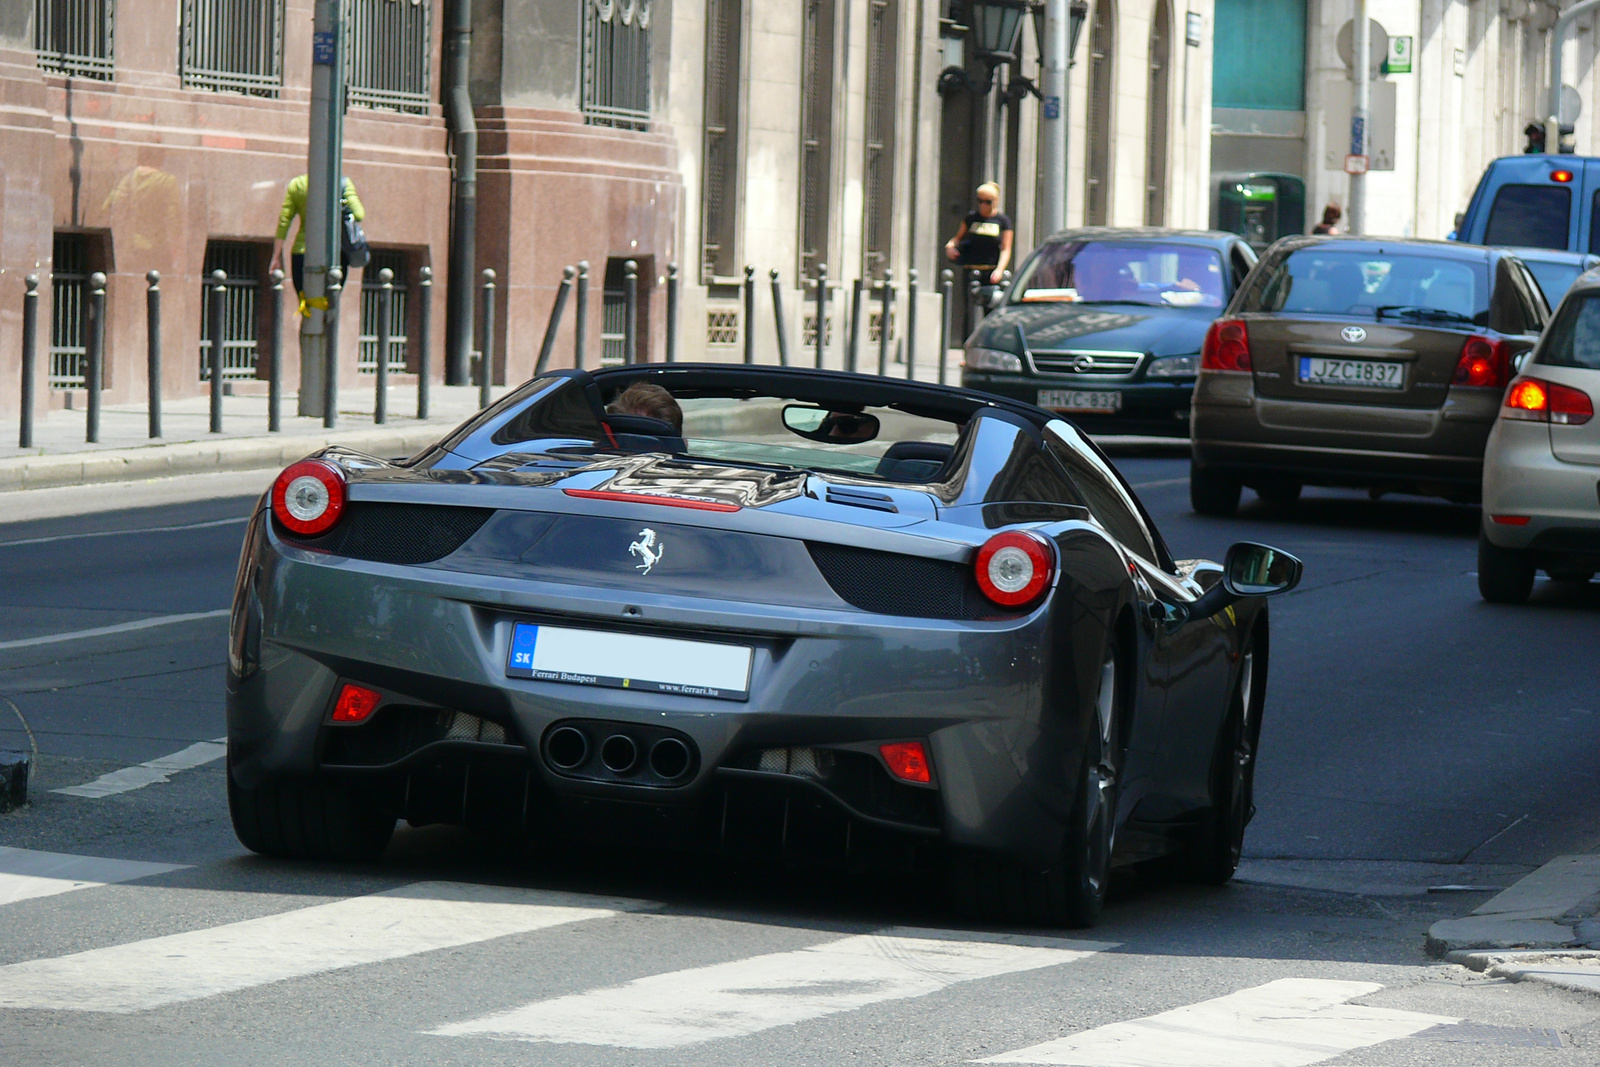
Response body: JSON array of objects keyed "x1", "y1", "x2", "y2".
[
  {"x1": 677, "y1": 397, "x2": 960, "y2": 476},
  {"x1": 1011, "y1": 240, "x2": 1226, "y2": 309},
  {"x1": 1246, "y1": 249, "x2": 1490, "y2": 324}
]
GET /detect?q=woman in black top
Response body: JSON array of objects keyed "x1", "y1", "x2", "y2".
[{"x1": 944, "y1": 182, "x2": 1015, "y2": 284}]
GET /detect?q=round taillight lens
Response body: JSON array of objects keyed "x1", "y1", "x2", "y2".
[
  {"x1": 975, "y1": 531, "x2": 1055, "y2": 608},
  {"x1": 272, "y1": 459, "x2": 347, "y2": 536}
]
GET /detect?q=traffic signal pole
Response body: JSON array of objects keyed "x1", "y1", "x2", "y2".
[
  {"x1": 1548, "y1": 0, "x2": 1600, "y2": 154},
  {"x1": 298, "y1": 0, "x2": 346, "y2": 417}
]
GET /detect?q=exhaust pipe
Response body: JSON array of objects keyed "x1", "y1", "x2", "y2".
[
  {"x1": 545, "y1": 725, "x2": 589, "y2": 770},
  {"x1": 649, "y1": 737, "x2": 692, "y2": 780},
  {"x1": 600, "y1": 733, "x2": 639, "y2": 774}
]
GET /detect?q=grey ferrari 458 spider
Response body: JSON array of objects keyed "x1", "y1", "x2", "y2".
[{"x1": 227, "y1": 364, "x2": 1300, "y2": 927}]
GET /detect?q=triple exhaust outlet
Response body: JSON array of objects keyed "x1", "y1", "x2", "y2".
[{"x1": 542, "y1": 720, "x2": 696, "y2": 785}]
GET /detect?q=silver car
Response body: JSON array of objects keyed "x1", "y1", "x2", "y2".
[{"x1": 1479, "y1": 272, "x2": 1600, "y2": 602}]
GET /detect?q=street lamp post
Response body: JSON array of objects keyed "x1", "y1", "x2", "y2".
[
  {"x1": 299, "y1": 0, "x2": 347, "y2": 416},
  {"x1": 1034, "y1": 0, "x2": 1090, "y2": 240}
]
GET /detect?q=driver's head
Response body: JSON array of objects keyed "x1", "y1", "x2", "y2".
[{"x1": 607, "y1": 382, "x2": 683, "y2": 433}]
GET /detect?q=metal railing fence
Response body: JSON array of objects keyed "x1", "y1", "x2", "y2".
[
  {"x1": 35, "y1": 0, "x2": 115, "y2": 79},
  {"x1": 198, "y1": 243, "x2": 263, "y2": 381},
  {"x1": 359, "y1": 251, "x2": 410, "y2": 373},
  {"x1": 48, "y1": 234, "x2": 90, "y2": 388}
]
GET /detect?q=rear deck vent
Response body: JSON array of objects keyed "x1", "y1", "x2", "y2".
[
  {"x1": 825, "y1": 486, "x2": 898, "y2": 513},
  {"x1": 806, "y1": 542, "x2": 998, "y2": 620},
  {"x1": 279, "y1": 502, "x2": 495, "y2": 564}
]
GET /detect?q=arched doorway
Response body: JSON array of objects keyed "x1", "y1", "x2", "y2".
[
  {"x1": 1145, "y1": 0, "x2": 1171, "y2": 225},
  {"x1": 1085, "y1": 0, "x2": 1115, "y2": 225}
]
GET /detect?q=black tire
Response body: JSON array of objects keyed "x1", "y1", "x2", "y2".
[
  {"x1": 1477, "y1": 534, "x2": 1535, "y2": 605},
  {"x1": 1190, "y1": 464, "x2": 1242, "y2": 517},
  {"x1": 228, "y1": 750, "x2": 394, "y2": 862},
  {"x1": 1253, "y1": 481, "x2": 1302, "y2": 505}
]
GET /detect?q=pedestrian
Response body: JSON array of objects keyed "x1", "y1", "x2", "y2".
[
  {"x1": 944, "y1": 182, "x2": 1015, "y2": 285},
  {"x1": 268, "y1": 174, "x2": 365, "y2": 295},
  {"x1": 1312, "y1": 202, "x2": 1342, "y2": 236}
]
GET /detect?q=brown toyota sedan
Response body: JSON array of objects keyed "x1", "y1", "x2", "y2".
[{"x1": 1189, "y1": 237, "x2": 1548, "y2": 515}]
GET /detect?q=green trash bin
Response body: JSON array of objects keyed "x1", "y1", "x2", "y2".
[{"x1": 1214, "y1": 173, "x2": 1307, "y2": 251}]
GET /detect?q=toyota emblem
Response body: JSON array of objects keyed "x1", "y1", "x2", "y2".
[{"x1": 1341, "y1": 326, "x2": 1368, "y2": 343}]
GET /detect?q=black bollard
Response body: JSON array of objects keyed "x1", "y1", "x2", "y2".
[
  {"x1": 535, "y1": 266, "x2": 576, "y2": 375},
  {"x1": 623, "y1": 259, "x2": 639, "y2": 365},
  {"x1": 208, "y1": 269, "x2": 227, "y2": 433},
  {"x1": 574, "y1": 260, "x2": 589, "y2": 370},
  {"x1": 939, "y1": 268, "x2": 954, "y2": 385},
  {"x1": 770, "y1": 269, "x2": 790, "y2": 367},
  {"x1": 814, "y1": 263, "x2": 828, "y2": 369},
  {"x1": 969, "y1": 276, "x2": 982, "y2": 328},
  {"x1": 86, "y1": 272, "x2": 106, "y2": 443},
  {"x1": 905, "y1": 268, "x2": 918, "y2": 381},
  {"x1": 267, "y1": 269, "x2": 284, "y2": 432},
  {"x1": 742, "y1": 265, "x2": 755, "y2": 364},
  {"x1": 375, "y1": 267, "x2": 393, "y2": 425},
  {"x1": 479, "y1": 268, "x2": 496, "y2": 407},
  {"x1": 146, "y1": 271, "x2": 162, "y2": 438},
  {"x1": 665, "y1": 263, "x2": 680, "y2": 363},
  {"x1": 846, "y1": 278, "x2": 863, "y2": 374},
  {"x1": 324, "y1": 267, "x2": 343, "y2": 430},
  {"x1": 877, "y1": 269, "x2": 895, "y2": 377},
  {"x1": 417, "y1": 265, "x2": 432, "y2": 420},
  {"x1": 19, "y1": 275, "x2": 37, "y2": 449}
]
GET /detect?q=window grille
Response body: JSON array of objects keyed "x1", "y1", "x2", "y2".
[
  {"x1": 701, "y1": 0, "x2": 742, "y2": 281},
  {"x1": 798, "y1": 0, "x2": 836, "y2": 280},
  {"x1": 862, "y1": 0, "x2": 898, "y2": 281},
  {"x1": 582, "y1": 0, "x2": 652, "y2": 130},
  {"x1": 706, "y1": 309, "x2": 740, "y2": 346},
  {"x1": 1144, "y1": 0, "x2": 1170, "y2": 226},
  {"x1": 348, "y1": 0, "x2": 431, "y2": 114},
  {"x1": 359, "y1": 250, "x2": 410, "y2": 374},
  {"x1": 49, "y1": 234, "x2": 91, "y2": 388},
  {"x1": 601, "y1": 288, "x2": 628, "y2": 363},
  {"x1": 801, "y1": 313, "x2": 834, "y2": 348},
  {"x1": 199, "y1": 242, "x2": 264, "y2": 381},
  {"x1": 867, "y1": 309, "x2": 895, "y2": 345},
  {"x1": 35, "y1": 0, "x2": 115, "y2": 79},
  {"x1": 181, "y1": 0, "x2": 284, "y2": 97},
  {"x1": 1085, "y1": 0, "x2": 1114, "y2": 226}
]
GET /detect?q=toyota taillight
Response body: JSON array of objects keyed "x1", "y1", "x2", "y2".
[
  {"x1": 271, "y1": 459, "x2": 347, "y2": 536},
  {"x1": 879, "y1": 741, "x2": 932, "y2": 784},
  {"x1": 331, "y1": 683, "x2": 382, "y2": 723},
  {"x1": 1503, "y1": 376, "x2": 1594, "y2": 425},
  {"x1": 974, "y1": 531, "x2": 1054, "y2": 608},
  {"x1": 1200, "y1": 318, "x2": 1251, "y2": 372},
  {"x1": 1453, "y1": 336, "x2": 1511, "y2": 389}
]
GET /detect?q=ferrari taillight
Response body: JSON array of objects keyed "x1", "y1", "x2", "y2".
[
  {"x1": 1200, "y1": 318, "x2": 1251, "y2": 373},
  {"x1": 1453, "y1": 335, "x2": 1511, "y2": 389},
  {"x1": 974, "y1": 531, "x2": 1054, "y2": 608},
  {"x1": 271, "y1": 459, "x2": 347, "y2": 536},
  {"x1": 1503, "y1": 376, "x2": 1594, "y2": 425}
]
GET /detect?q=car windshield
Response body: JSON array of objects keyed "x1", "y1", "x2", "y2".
[
  {"x1": 1010, "y1": 240, "x2": 1227, "y2": 309},
  {"x1": 1536, "y1": 294, "x2": 1600, "y2": 370},
  {"x1": 1523, "y1": 259, "x2": 1584, "y2": 306},
  {"x1": 1246, "y1": 249, "x2": 1490, "y2": 325}
]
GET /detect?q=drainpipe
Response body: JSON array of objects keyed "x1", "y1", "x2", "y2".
[
  {"x1": 444, "y1": 0, "x2": 477, "y2": 386},
  {"x1": 1548, "y1": 0, "x2": 1600, "y2": 153}
]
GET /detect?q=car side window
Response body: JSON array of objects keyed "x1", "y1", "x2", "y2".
[
  {"x1": 1043, "y1": 422, "x2": 1162, "y2": 566},
  {"x1": 1489, "y1": 260, "x2": 1530, "y2": 336},
  {"x1": 1513, "y1": 262, "x2": 1550, "y2": 330}
]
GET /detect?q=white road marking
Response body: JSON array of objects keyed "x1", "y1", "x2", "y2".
[
  {"x1": 978, "y1": 978, "x2": 1458, "y2": 1067},
  {"x1": 431, "y1": 927, "x2": 1111, "y2": 1048},
  {"x1": 1130, "y1": 477, "x2": 1189, "y2": 490},
  {"x1": 0, "y1": 516, "x2": 247, "y2": 549},
  {"x1": 0, "y1": 882, "x2": 621, "y2": 1013},
  {"x1": 0, "y1": 847, "x2": 187, "y2": 906},
  {"x1": 52, "y1": 737, "x2": 229, "y2": 798},
  {"x1": 0, "y1": 609, "x2": 230, "y2": 652}
]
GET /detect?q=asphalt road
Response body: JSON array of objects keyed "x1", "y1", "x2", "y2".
[{"x1": 2, "y1": 467, "x2": 1599, "y2": 1064}]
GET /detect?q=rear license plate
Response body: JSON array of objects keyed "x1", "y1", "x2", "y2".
[
  {"x1": 506, "y1": 622, "x2": 753, "y2": 701},
  {"x1": 1038, "y1": 389, "x2": 1122, "y2": 413},
  {"x1": 1298, "y1": 356, "x2": 1405, "y2": 389}
]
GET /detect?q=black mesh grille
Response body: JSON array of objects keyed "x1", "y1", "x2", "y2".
[
  {"x1": 807, "y1": 542, "x2": 997, "y2": 620},
  {"x1": 281, "y1": 503, "x2": 495, "y2": 564}
]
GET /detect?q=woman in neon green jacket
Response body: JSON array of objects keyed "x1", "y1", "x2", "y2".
[{"x1": 268, "y1": 174, "x2": 365, "y2": 294}]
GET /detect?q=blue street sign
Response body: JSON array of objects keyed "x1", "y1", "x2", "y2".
[
  {"x1": 1349, "y1": 115, "x2": 1366, "y2": 155},
  {"x1": 1044, "y1": 96, "x2": 1061, "y2": 120},
  {"x1": 313, "y1": 31, "x2": 335, "y2": 65}
]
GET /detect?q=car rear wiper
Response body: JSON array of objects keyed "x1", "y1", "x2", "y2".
[
  {"x1": 1074, "y1": 299, "x2": 1160, "y2": 308},
  {"x1": 1374, "y1": 305, "x2": 1477, "y2": 324}
]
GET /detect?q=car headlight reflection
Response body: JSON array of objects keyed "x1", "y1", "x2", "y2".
[
  {"x1": 1145, "y1": 353, "x2": 1201, "y2": 378},
  {"x1": 965, "y1": 348, "x2": 1023, "y2": 373}
]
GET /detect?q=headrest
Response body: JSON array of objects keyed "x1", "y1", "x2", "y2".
[
  {"x1": 875, "y1": 441, "x2": 955, "y2": 483},
  {"x1": 604, "y1": 413, "x2": 680, "y2": 437},
  {"x1": 600, "y1": 414, "x2": 685, "y2": 454}
]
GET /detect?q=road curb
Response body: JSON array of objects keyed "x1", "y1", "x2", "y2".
[{"x1": 0, "y1": 426, "x2": 447, "y2": 494}]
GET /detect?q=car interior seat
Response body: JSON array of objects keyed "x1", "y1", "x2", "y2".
[
  {"x1": 874, "y1": 441, "x2": 955, "y2": 483},
  {"x1": 600, "y1": 414, "x2": 686, "y2": 454}
]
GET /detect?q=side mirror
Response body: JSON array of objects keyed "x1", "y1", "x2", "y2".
[
  {"x1": 1178, "y1": 542, "x2": 1303, "y2": 627},
  {"x1": 986, "y1": 286, "x2": 1006, "y2": 310},
  {"x1": 1513, "y1": 349, "x2": 1532, "y2": 374}
]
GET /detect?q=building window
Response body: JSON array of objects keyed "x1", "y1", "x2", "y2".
[
  {"x1": 701, "y1": 0, "x2": 743, "y2": 282},
  {"x1": 348, "y1": 0, "x2": 431, "y2": 115},
  {"x1": 862, "y1": 0, "x2": 898, "y2": 281},
  {"x1": 1085, "y1": 0, "x2": 1115, "y2": 225},
  {"x1": 181, "y1": 0, "x2": 284, "y2": 97},
  {"x1": 35, "y1": 0, "x2": 114, "y2": 79},
  {"x1": 359, "y1": 250, "x2": 411, "y2": 374},
  {"x1": 199, "y1": 241, "x2": 267, "y2": 381},
  {"x1": 1144, "y1": 0, "x2": 1170, "y2": 225},
  {"x1": 799, "y1": 0, "x2": 837, "y2": 281},
  {"x1": 48, "y1": 234, "x2": 93, "y2": 388},
  {"x1": 582, "y1": 0, "x2": 652, "y2": 130}
]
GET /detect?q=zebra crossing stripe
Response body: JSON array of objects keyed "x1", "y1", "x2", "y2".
[
  {"x1": 0, "y1": 882, "x2": 624, "y2": 1014},
  {"x1": 977, "y1": 978, "x2": 1459, "y2": 1067},
  {"x1": 0, "y1": 846, "x2": 187, "y2": 906},
  {"x1": 430, "y1": 927, "x2": 1112, "y2": 1049}
]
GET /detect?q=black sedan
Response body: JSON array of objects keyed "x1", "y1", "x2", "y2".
[
  {"x1": 227, "y1": 365, "x2": 1300, "y2": 927},
  {"x1": 963, "y1": 229, "x2": 1258, "y2": 436}
]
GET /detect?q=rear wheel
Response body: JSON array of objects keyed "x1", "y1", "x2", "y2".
[
  {"x1": 1166, "y1": 639, "x2": 1259, "y2": 886},
  {"x1": 228, "y1": 749, "x2": 394, "y2": 862},
  {"x1": 1190, "y1": 464, "x2": 1242, "y2": 517},
  {"x1": 1477, "y1": 534, "x2": 1535, "y2": 604}
]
